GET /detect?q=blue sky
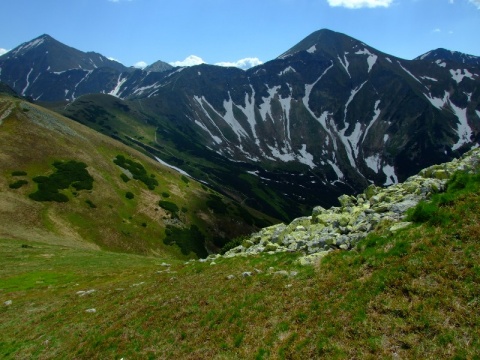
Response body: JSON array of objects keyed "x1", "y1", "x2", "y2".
[{"x1": 0, "y1": 0, "x2": 479, "y2": 69}]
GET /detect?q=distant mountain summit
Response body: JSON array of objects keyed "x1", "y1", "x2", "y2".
[
  {"x1": 415, "y1": 48, "x2": 480, "y2": 66},
  {"x1": 144, "y1": 60, "x2": 173, "y2": 73},
  {"x1": 0, "y1": 34, "x2": 131, "y2": 100}
]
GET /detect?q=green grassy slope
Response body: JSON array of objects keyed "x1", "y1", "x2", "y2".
[
  {"x1": 1, "y1": 170, "x2": 479, "y2": 359},
  {"x1": 0, "y1": 94, "x2": 275, "y2": 258}
]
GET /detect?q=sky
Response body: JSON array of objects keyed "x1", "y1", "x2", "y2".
[{"x1": 0, "y1": 0, "x2": 479, "y2": 69}]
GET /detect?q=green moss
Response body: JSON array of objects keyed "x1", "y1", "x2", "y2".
[{"x1": 125, "y1": 192, "x2": 134, "y2": 200}]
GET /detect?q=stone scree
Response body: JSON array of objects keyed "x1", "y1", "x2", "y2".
[{"x1": 215, "y1": 148, "x2": 480, "y2": 265}]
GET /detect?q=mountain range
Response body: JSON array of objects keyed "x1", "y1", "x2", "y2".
[{"x1": 1, "y1": 29, "x2": 479, "y2": 221}]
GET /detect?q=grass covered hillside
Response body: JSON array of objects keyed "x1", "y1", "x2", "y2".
[
  {"x1": 1, "y1": 153, "x2": 480, "y2": 358},
  {"x1": 0, "y1": 94, "x2": 275, "y2": 258}
]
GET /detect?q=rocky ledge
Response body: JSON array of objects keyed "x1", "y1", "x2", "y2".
[{"x1": 212, "y1": 148, "x2": 480, "y2": 265}]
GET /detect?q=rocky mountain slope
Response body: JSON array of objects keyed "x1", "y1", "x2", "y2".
[
  {"x1": 1, "y1": 29, "x2": 479, "y2": 220},
  {"x1": 219, "y1": 147, "x2": 480, "y2": 264}
]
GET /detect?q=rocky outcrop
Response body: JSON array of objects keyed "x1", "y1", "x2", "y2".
[{"x1": 218, "y1": 148, "x2": 480, "y2": 264}]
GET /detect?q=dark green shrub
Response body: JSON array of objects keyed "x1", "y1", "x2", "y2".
[
  {"x1": 114, "y1": 155, "x2": 158, "y2": 190},
  {"x1": 120, "y1": 173, "x2": 130, "y2": 182},
  {"x1": 206, "y1": 194, "x2": 228, "y2": 214},
  {"x1": 29, "y1": 160, "x2": 93, "y2": 202},
  {"x1": 407, "y1": 200, "x2": 438, "y2": 223},
  {"x1": 125, "y1": 192, "x2": 134, "y2": 200},
  {"x1": 158, "y1": 201, "x2": 179, "y2": 215},
  {"x1": 9, "y1": 180, "x2": 28, "y2": 189},
  {"x1": 162, "y1": 192, "x2": 170, "y2": 198},
  {"x1": 181, "y1": 175, "x2": 190, "y2": 184},
  {"x1": 163, "y1": 225, "x2": 207, "y2": 257},
  {"x1": 85, "y1": 199, "x2": 97, "y2": 208},
  {"x1": 11, "y1": 171, "x2": 27, "y2": 176}
]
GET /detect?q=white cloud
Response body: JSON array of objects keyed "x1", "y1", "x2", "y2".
[
  {"x1": 0, "y1": 48, "x2": 9, "y2": 56},
  {"x1": 133, "y1": 61, "x2": 148, "y2": 69},
  {"x1": 326, "y1": 0, "x2": 393, "y2": 8},
  {"x1": 469, "y1": 0, "x2": 480, "y2": 9},
  {"x1": 433, "y1": 28, "x2": 442, "y2": 33},
  {"x1": 169, "y1": 55, "x2": 206, "y2": 67},
  {"x1": 215, "y1": 58, "x2": 263, "y2": 70},
  {"x1": 169, "y1": 55, "x2": 263, "y2": 70}
]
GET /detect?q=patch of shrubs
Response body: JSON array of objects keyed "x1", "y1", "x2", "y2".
[
  {"x1": 9, "y1": 180, "x2": 28, "y2": 189},
  {"x1": 158, "y1": 200, "x2": 179, "y2": 216},
  {"x1": 181, "y1": 175, "x2": 190, "y2": 184},
  {"x1": 11, "y1": 171, "x2": 27, "y2": 176},
  {"x1": 29, "y1": 161, "x2": 94, "y2": 202},
  {"x1": 162, "y1": 192, "x2": 170, "y2": 198},
  {"x1": 120, "y1": 173, "x2": 130, "y2": 183},
  {"x1": 206, "y1": 194, "x2": 228, "y2": 214},
  {"x1": 113, "y1": 155, "x2": 158, "y2": 190},
  {"x1": 163, "y1": 225, "x2": 207, "y2": 257},
  {"x1": 125, "y1": 191, "x2": 135, "y2": 200}
]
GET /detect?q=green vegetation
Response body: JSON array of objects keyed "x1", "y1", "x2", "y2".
[
  {"x1": 11, "y1": 170, "x2": 27, "y2": 176},
  {"x1": 125, "y1": 191, "x2": 134, "y2": 200},
  {"x1": 9, "y1": 180, "x2": 28, "y2": 189},
  {"x1": 29, "y1": 160, "x2": 94, "y2": 202},
  {"x1": 158, "y1": 200, "x2": 179, "y2": 216},
  {"x1": 113, "y1": 155, "x2": 158, "y2": 190},
  {"x1": 206, "y1": 194, "x2": 228, "y2": 214},
  {"x1": 120, "y1": 173, "x2": 130, "y2": 183},
  {"x1": 407, "y1": 170, "x2": 480, "y2": 225},
  {"x1": 2, "y1": 178, "x2": 480, "y2": 359},
  {"x1": 163, "y1": 224, "x2": 207, "y2": 257},
  {"x1": 181, "y1": 175, "x2": 190, "y2": 184},
  {"x1": 161, "y1": 191, "x2": 170, "y2": 198}
]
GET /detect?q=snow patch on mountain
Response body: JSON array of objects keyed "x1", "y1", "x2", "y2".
[
  {"x1": 450, "y1": 101, "x2": 472, "y2": 150},
  {"x1": 436, "y1": 60, "x2": 447, "y2": 68},
  {"x1": 109, "y1": 75, "x2": 128, "y2": 97},
  {"x1": 12, "y1": 38, "x2": 45, "y2": 56},
  {"x1": 193, "y1": 119, "x2": 222, "y2": 145},
  {"x1": 383, "y1": 164, "x2": 398, "y2": 186},
  {"x1": 338, "y1": 54, "x2": 350, "y2": 77},
  {"x1": 21, "y1": 68, "x2": 33, "y2": 96},
  {"x1": 278, "y1": 66, "x2": 296, "y2": 76},
  {"x1": 355, "y1": 48, "x2": 377, "y2": 73},
  {"x1": 450, "y1": 69, "x2": 474, "y2": 83},
  {"x1": 307, "y1": 45, "x2": 317, "y2": 54},
  {"x1": 363, "y1": 100, "x2": 381, "y2": 143},
  {"x1": 420, "y1": 76, "x2": 438, "y2": 82}
]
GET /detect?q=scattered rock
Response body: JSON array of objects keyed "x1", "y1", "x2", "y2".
[
  {"x1": 76, "y1": 290, "x2": 95, "y2": 297},
  {"x1": 242, "y1": 272, "x2": 252, "y2": 277},
  {"x1": 160, "y1": 262, "x2": 171, "y2": 267},
  {"x1": 4, "y1": 300, "x2": 12, "y2": 306},
  {"x1": 85, "y1": 308, "x2": 96, "y2": 313},
  {"x1": 226, "y1": 275, "x2": 235, "y2": 280}
]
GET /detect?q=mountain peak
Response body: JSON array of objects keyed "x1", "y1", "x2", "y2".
[
  {"x1": 277, "y1": 29, "x2": 363, "y2": 59},
  {"x1": 415, "y1": 48, "x2": 480, "y2": 66}
]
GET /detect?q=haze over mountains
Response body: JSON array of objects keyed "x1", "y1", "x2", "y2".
[{"x1": 1, "y1": 29, "x2": 479, "y2": 220}]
